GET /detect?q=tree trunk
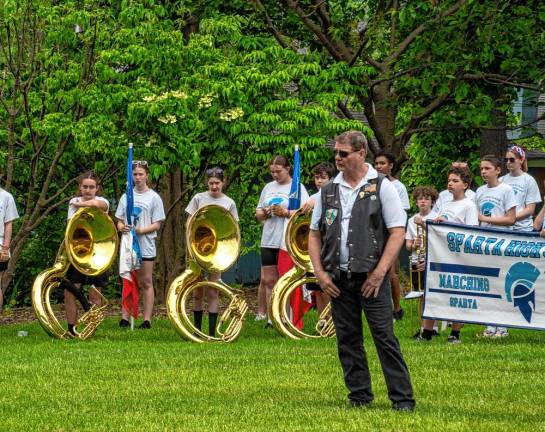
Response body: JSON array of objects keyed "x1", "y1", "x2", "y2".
[
  {"x1": 154, "y1": 170, "x2": 186, "y2": 303},
  {"x1": 480, "y1": 85, "x2": 509, "y2": 158}
]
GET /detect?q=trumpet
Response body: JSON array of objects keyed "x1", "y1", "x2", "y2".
[
  {"x1": 406, "y1": 223, "x2": 426, "y2": 300},
  {"x1": 32, "y1": 208, "x2": 118, "y2": 339},
  {"x1": 166, "y1": 204, "x2": 247, "y2": 343},
  {"x1": 269, "y1": 208, "x2": 335, "y2": 339}
]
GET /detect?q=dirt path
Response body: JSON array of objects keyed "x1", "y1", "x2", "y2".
[{"x1": 1, "y1": 287, "x2": 260, "y2": 325}]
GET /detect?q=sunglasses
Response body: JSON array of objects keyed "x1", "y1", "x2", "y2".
[
  {"x1": 206, "y1": 167, "x2": 224, "y2": 178},
  {"x1": 132, "y1": 160, "x2": 148, "y2": 167},
  {"x1": 504, "y1": 157, "x2": 517, "y2": 163},
  {"x1": 333, "y1": 149, "x2": 360, "y2": 158}
]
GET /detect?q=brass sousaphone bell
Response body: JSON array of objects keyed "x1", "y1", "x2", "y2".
[
  {"x1": 166, "y1": 204, "x2": 248, "y2": 343},
  {"x1": 32, "y1": 207, "x2": 118, "y2": 339},
  {"x1": 269, "y1": 208, "x2": 335, "y2": 339}
]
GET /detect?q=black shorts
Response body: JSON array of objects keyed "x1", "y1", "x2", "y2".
[
  {"x1": 260, "y1": 247, "x2": 279, "y2": 266},
  {"x1": 0, "y1": 260, "x2": 8, "y2": 272},
  {"x1": 66, "y1": 265, "x2": 109, "y2": 287},
  {"x1": 142, "y1": 257, "x2": 155, "y2": 262}
]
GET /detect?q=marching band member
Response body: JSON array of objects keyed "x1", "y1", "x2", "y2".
[
  {"x1": 500, "y1": 146, "x2": 541, "y2": 232},
  {"x1": 185, "y1": 167, "x2": 239, "y2": 337},
  {"x1": 374, "y1": 151, "x2": 409, "y2": 321},
  {"x1": 64, "y1": 172, "x2": 109, "y2": 335},
  {"x1": 405, "y1": 186, "x2": 438, "y2": 339},
  {"x1": 428, "y1": 166, "x2": 478, "y2": 344},
  {"x1": 255, "y1": 156, "x2": 298, "y2": 326},
  {"x1": 475, "y1": 155, "x2": 517, "y2": 338},
  {"x1": 116, "y1": 161, "x2": 165, "y2": 329},
  {"x1": 432, "y1": 162, "x2": 476, "y2": 213},
  {"x1": 0, "y1": 178, "x2": 19, "y2": 314}
]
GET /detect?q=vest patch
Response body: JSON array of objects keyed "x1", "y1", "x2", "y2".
[{"x1": 325, "y1": 209, "x2": 338, "y2": 226}]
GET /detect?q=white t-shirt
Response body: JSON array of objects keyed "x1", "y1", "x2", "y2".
[
  {"x1": 310, "y1": 165, "x2": 407, "y2": 270},
  {"x1": 437, "y1": 197, "x2": 479, "y2": 226},
  {"x1": 474, "y1": 183, "x2": 517, "y2": 229},
  {"x1": 0, "y1": 188, "x2": 19, "y2": 247},
  {"x1": 115, "y1": 189, "x2": 166, "y2": 258},
  {"x1": 67, "y1": 196, "x2": 110, "y2": 220},
  {"x1": 392, "y1": 179, "x2": 410, "y2": 210},
  {"x1": 433, "y1": 189, "x2": 475, "y2": 213},
  {"x1": 185, "y1": 192, "x2": 239, "y2": 221},
  {"x1": 257, "y1": 181, "x2": 309, "y2": 249},
  {"x1": 406, "y1": 211, "x2": 437, "y2": 263},
  {"x1": 500, "y1": 173, "x2": 542, "y2": 231}
]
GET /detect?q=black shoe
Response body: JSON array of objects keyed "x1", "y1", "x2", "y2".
[
  {"x1": 412, "y1": 330, "x2": 422, "y2": 339},
  {"x1": 392, "y1": 402, "x2": 415, "y2": 412},
  {"x1": 138, "y1": 320, "x2": 151, "y2": 329},
  {"x1": 67, "y1": 324, "x2": 77, "y2": 336},
  {"x1": 349, "y1": 399, "x2": 372, "y2": 408},
  {"x1": 264, "y1": 321, "x2": 273, "y2": 329},
  {"x1": 119, "y1": 319, "x2": 130, "y2": 328},
  {"x1": 432, "y1": 329, "x2": 440, "y2": 337},
  {"x1": 393, "y1": 308, "x2": 405, "y2": 321}
]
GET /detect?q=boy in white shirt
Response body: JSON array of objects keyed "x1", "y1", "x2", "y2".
[
  {"x1": 374, "y1": 151, "x2": 409, "y2": 321},
  {"x1": 406, "y1": 186, "x2": 438, "y2": 338},
  {"x1": 0, "y1": 186, "x2": 19, "y2": 313}
]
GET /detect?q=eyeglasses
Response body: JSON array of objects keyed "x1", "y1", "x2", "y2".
[
  {"x1": 333, "y1": 149, "x2": 360, "y2": 158},
  {"x1": 132, "y1": 160, "x2": 148, "y2": 167},
  {"x1": 504, "y1": 157, "x2": 516, "y2": 163}
]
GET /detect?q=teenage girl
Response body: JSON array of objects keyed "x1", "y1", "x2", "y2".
[
  {"x1": 0, "y1": 178, "x2": 19, "y2": 313},
  {"x1": 116, "y1": 161, "x2": 165, "y2": 329},
  {"x1": 185, "y1": 167, "x2": 238, "y2": 337},
  {"x1": 64, "y1": 171, "x2": 110, "y2": 335}
]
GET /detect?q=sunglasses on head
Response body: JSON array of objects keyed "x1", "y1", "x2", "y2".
[
  {"x1": 333, "y1": 149, "x2": 360, "y2": 158},
  {"x1": 132, "y1": 160, "x2": 148, "y2": 167},
  {"x1": 504, "y1": 157, "x2": 517, "y2": 163},
  {"x1": 206, "y1": 167, "x2": 224, "y2": 177}
]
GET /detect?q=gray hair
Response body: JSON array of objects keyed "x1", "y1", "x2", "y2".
[{"x1": 335, "y1": 131, "x2": 368, "y2": 152}]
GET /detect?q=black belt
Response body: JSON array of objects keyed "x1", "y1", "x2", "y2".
[{"x1": 339, "y1": 270, "x2": 367, "y2": 280}]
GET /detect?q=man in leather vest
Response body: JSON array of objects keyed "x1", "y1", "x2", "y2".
[{"x1": 308, "y1": 131, "x2": 415, "y2": 411}]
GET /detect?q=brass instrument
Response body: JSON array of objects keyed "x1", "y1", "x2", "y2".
[
  {"x1": 32, "y1": 207, "x2": 118, "y2": 339},
  {"x1": 406, "y1": 223, "x2": 426, "y2": 299},
  {"x1": 269, "y1": 208, "x2": 335, "y2": 339},
  {"x1": 166, "y1": 204, "x2": 247, "y2": 343}
]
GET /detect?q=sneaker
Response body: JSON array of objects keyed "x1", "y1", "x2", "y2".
[
  {"x1": 393, "y1": 308, "x2": 405, "y2": 321},
  {"x1": 119, "y1": 319, "x2": 130, "y2": 328},
  {"x1": 264, "y1": 320, "x2": 273, "y2": 329},
  {"x1": 138, "y1": 320, "x2": 151, "y2": 329},
  {"x1": 255, "y1": 313, "x2": 267, "y2": 321},
  {"x1": 482, "y1": 327, "x2": 496, "y2": 338},
  {"x1": 447, "y1": 335, "x2": 461, "y2": 344},
  {"x1": 432, "y1": 329, "x2": 440, "y2": 337},
  {"x1": 493, "y1": 329, "x2": 509, "y2": 338},
  {"x1": 412, "y1": 330, "x2": 422, "y2": 339},
  {"x1": 414, "y1": 334, "x2": 431, "y2": 342}
]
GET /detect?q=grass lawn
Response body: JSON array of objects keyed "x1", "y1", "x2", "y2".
[{"x1": 1, "y1": 301, "x2": 544, "y2": 432}]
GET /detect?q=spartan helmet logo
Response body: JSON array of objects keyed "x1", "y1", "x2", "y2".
[
  {"x1": 505, "y1": 262, "x2": 540, "y2": 323},
  {"x1": 481, "y1": 202, "x2": 495, "y2": 217}
]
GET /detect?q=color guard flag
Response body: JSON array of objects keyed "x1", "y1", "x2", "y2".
[
  {"x1": 287, "y1": 145, "x2": 313, "y2": 329},
  {"x1": 119, "y1": 143, "x2": 141, "y2": 319}
]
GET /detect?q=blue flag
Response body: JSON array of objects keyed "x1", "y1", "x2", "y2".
[
  {"x1": 126, "y1": 143, "x2": 142, "y2": 262},
  {"x1": 288, "y1": 145, "x2": 301, "y2": 211}
]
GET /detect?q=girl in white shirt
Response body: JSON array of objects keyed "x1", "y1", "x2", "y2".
[
  {"x1": 185, "y1": 167, "x2": 238, "y2": 337},
  {"x1": 64, "y1": 171, "x2": 110, "y2": 336},
  {"x1": 0, "y1": 182, "x2": 19, "y2": 313},
  {"x1": 116, "y1": 161, "x2": 165, "y2": 329},
  {"x1": 501, "y1": 146, "x2": 541, "y2": 232}
]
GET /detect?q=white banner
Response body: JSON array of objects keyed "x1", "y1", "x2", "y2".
[{"x1": 423, "y1": 221, "x2": 545, "y2": 330}]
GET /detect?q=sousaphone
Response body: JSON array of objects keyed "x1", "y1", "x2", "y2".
[
  {"x1": 269, "y1": 208, "x2": 335, "y2": 339},
  {"x1": 166, "y1": 204, "x2": 247, "y2": 343},
  {"x1": 32, "y1": 207, "x2": 118, "y2": 339}
]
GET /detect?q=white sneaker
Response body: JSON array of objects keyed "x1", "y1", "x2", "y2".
[
  {"x1": 254, "y1": 313, "x2": 267, "y2": 321},
  {"x1": 493, "y1": 329, "x2": 509, "y2": 338},
  {"x1": 482, "y1": 326, "x2": 496, "y2": 338}
]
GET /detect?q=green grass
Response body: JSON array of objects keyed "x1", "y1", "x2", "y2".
[{"x1": 1, "y1": 302, "x2": 545, "y2": 432}]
